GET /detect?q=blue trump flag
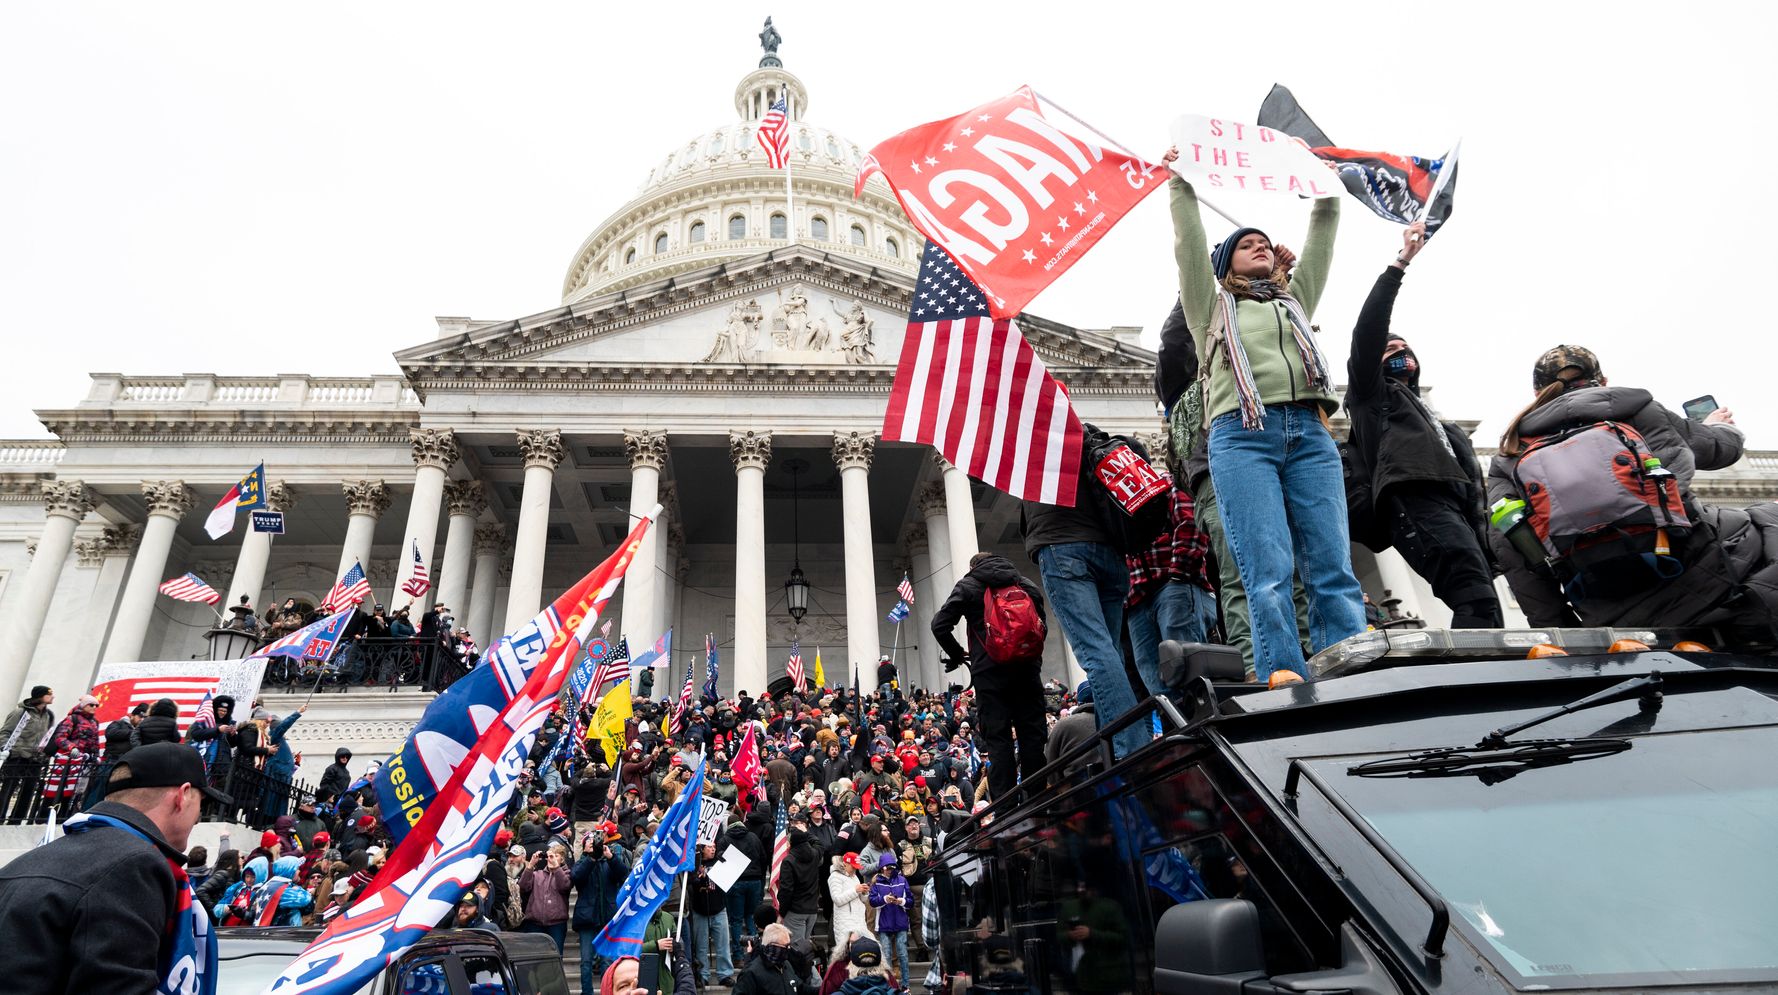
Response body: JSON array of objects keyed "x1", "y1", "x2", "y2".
[{"x1": 593, "y1": 756, "x2": 705, "y2": 958}]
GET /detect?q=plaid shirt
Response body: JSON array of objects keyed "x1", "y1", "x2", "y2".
[{"x1": 1126, "y1": 480, "x2": 1213, "y2": 606}]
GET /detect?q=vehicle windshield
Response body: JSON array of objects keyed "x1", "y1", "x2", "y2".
[
  {"x1": 1315, "y1": 725, "x2": 1778, "y2": 989},
  {"x1": 215, "y1": 952, "x2": 371, "y2": 995}
]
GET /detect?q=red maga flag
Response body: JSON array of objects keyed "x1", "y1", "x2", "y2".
[{"x1": 857, "y1": 86, "x2": 1163, "y2": 319}]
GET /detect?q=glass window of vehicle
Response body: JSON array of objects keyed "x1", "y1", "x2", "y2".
[
  {"x1": 215, "y1": 951, "x2": 372, "y2": 994},
  {"x1": 1313, "y1": 725, "x2": 1778, "y2": 988},
  {"x1": 457, "y1": 953, "x2": 515, "y2": 993},
  {"x1": 511, "y1": 955, "x2": 572, "y2": 995},
  {"x1": 394, "y1": 957, "x2": 453, "y2": 994}
]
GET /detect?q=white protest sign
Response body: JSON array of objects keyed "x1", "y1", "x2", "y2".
[
  {"x1": 697, "y1": 796, "x2": 731, "y2": 847},
  {"x1": 707, "y1": 844, "x2": 751, "y2": 892},
  {"x1": 1168, "y1": 114, "x2": 1338, "y2": 198}
]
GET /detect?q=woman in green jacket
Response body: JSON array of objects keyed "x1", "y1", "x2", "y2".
[{"x1": 1163, "y1": 146, "x2": 1366, "y2": 681}]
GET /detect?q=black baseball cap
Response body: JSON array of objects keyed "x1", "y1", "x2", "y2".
[{"x1": 107, "y1": 743, "x2": 232, "y2": 804}]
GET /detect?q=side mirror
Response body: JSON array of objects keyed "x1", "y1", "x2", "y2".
[{"x1": 1154, "y1": 899, "x2": 1267, "y2": 993}]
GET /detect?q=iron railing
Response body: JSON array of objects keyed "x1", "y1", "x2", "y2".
[
  {"x1": 260, "y1": 636, "x2": 473, "y2": 693},
  {"x1": 0, "y1": 754, "x2": 321, "y2": 830}
]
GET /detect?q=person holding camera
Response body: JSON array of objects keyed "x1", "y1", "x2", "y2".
[
  {"x1": 572, "y1": 825, "x2": 632, "y2": 994},
  {"x1": 518, "y1": 843, "x2": 572, "y2": 952}
]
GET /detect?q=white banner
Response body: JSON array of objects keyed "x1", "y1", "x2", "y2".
[
  {"x1": 90, "y1": 658, "x2": 267, "y2": 730},
  {"x1": 697, "y1": 796, "x2": 731, "y2": 847},
  {"x1": 1168, "y1": 114, "x2": 1338, "y2": 198}
]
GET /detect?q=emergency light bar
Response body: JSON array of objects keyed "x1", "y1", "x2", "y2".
[{"x1": 1309, "y1": 627, "x2": 1670, "y2": 679}]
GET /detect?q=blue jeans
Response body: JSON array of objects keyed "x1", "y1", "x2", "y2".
[
  {"x1": 1208, "y1": 405, "x2": 1366, "y2": 680},
  {"x1": 1036, "y1": 542, "x2": 1145, "y2": 758},
  {"x1": 522, "y1": 920, "x2": 566, "y2": 953},
  {"x1": 693, "y1": 908, "x2": 733, "y2": 980},
  {"x1": 726, "y1": 877, "x2": 764, "y2": 951},
  {"x1": 578, "y1": 928, "x2": 609, "y2": 994},
  {"x1": 1126, "y1": 581, "x2": 1218, "y2": 694},
  {"x1": 881, "y1": 929, "x2": 910, "y2": 986}
]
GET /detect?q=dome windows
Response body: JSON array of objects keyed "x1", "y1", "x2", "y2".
[
  {"x1": 690, "y1": 220, "x2": 707, "y2": 243},
  {"x1": 654, "y1": 232, "x2": 669, "y2": 254},
  {"x1": 770, "y1": 213, "x2": 787, "y2": 239},
  {"x1": 811, "y1": 216, "x2": 829, "y2": 241},
  {"x1": 849, "y1": 224, "x2": 866, "y2": 247},
  {"x1": 625, "y1": 247, "x2": 637, "y2": 265},
  {"x1": 884, "y1": 236, "x2": 899, "y2": 258},
  {"x1": 798, "y1": 130, "x2": 813, "y2": 151},
  {"x1": 728, "y1": 215, "x2": 747, "y2": 240},
  {"x1": 825, "y1": 136, "x2": 839, "y2": 159},
  {"x1": 708, "y1": 133, "x2": 725, "y2": 156}
]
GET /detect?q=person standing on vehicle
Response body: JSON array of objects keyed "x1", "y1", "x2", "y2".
[
  {"x1": 0, "y1": 741, "x2": 229, "y2": 995},
  {"x1": 930, "y1": 552, "x2": 1050, "y2": 800},
  {"x1": 573, "y1": 826, "x2": 633, "y2": 995},
  {"x1": 1343, "y1": 221, "x2": 1502, "y2": 628}
]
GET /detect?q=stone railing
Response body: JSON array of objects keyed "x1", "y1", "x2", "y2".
[
  {"x1": 85, "y1": 374, "x2": 420, "y2": 410},
  {"x1": 0, "y1": 441, "x2": 67, "y2": 468}
]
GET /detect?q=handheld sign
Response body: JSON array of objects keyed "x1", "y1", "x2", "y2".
[
  {"x1": 1168, "y1": 115, "x2": 1338, "y2": 198},
  {"x1": 250, "y1": 511, "x2": 285, "y2": 534}
]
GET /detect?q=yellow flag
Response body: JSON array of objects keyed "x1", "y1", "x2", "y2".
[
  {"x1": 813, "y1": 646, "x2": 825, "y2": 689},
  {"x1": 588, "y1": 680, "x2": 632, "y2": 765}
]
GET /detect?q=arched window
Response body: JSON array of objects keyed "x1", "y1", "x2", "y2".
[
  {"x1": 811, "y1": 216, "x2": 829, "y2": 241},
  {"x1": 770, "y1": 213, "x2": 788, "y2": 239},
  {"x1": 728, "y1": 215, "x2": 746, "y2": 240},
  {"x1": 654, "y1": 232, "x2": 669, "y2": 254},
  {"x1": 825, "y1": 137, "x2": 839, "y2": 158},
  {"x1": 624, "y1": 247, "x2": 636, "y2": 265},
  {"x1": 850, "y1": 225, "x2": 866, "y2": 247},
  {"x1": 690, "y1": 221, "x2": 706, "y2": 243},
  {"x1": 798, "y1": 130, "x2": 813, "y2": 151},
  {"x1": 884, "y1": 236, "x2": 899, "y2": 258},
  {"x1": 707, "y1": 133, "x2": 724, "y2": 156}
]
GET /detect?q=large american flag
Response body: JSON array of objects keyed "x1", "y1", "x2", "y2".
[
  {"x1": 92, "y1": 677, "x2": 220, "y2": 734},
  {"x1": 756, "y1": 97, "x2": 789, "y2": 169},
  {"x1": 786, "y1": 638, "x2": 805, "y2": 693},
  {"x1": 322, "y1": 561, "x2": 372, "y2": 613},
  {"x1": 882, "y1": 241, "x2": 1084, "y2": 507},
  {"x1": 897, "y1": 573, "x2": 916, "y2": 604},
  {"x1": 400, "y1": 540, "x2": 430, "y2": 599},
  {"x1": 769, "y1": 800, "x2": 790, "y2": 906},
  {"x1": 158, "y1": 572, "x2": 221, "y2": 605}
]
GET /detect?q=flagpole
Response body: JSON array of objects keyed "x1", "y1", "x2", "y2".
[{"x1": 784, "y1": 89, "x2": 796, "y2": 244}]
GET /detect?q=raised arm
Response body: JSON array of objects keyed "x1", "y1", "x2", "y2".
[
  {"x1": 1347, "y1": 222, "x2": 1426, "y2": 402},
  {"x1": 1163, "y1": 152, "x2": 1219, "y2": 371},
  {"x1": 1289, "y1": 195, "x2": 1341, "y2": 318}
]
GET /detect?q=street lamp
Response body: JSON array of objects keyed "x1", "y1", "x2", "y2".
[
  {"x1": 204, "y1": 625, "x2": 259, "y2": 662},
  {"x1": 783, "y1": 458, "x2": 810, "y2": 623}
]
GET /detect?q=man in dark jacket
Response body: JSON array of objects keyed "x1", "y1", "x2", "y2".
[
  {"x1": 1345, "y1": 223, "x2": 1502, "y2": 627},
  {"x1": 718, "y1": 816, "x2": 768, "y2": 952},
  {"x1": 318, "y1": 747, "x2": 353, "y2": 801},
  {"x1": 138, "y1": 697, "x2": 183, "y2": 745},
  {"x1": 571, "y1": 830, "x2": 633, "y2": 995},
  {"x1": 931, "y1": 553, "x2": 1050, "y2": 800},
  {"x1": 775, "y1": 824, "x2": 826, "y2": 946},
  {"x1": 0, "y1": 742, "x2": 230, "y2": 994},
  {"x1": 0, "y1": 685, "x2": 56, "y2": 821}
]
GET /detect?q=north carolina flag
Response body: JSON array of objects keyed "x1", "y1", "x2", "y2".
[{"x1": 203, "y1": 463, "x2": 267, "y2": 539}]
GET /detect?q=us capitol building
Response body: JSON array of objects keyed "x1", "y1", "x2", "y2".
[{"x1": 1, "y1": 30, "x2": 1774, "y2": 762}]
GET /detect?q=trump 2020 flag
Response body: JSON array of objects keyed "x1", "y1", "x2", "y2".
[
  {"x1": 203, "y1": 463, "x2": 267, "y2": 539},
  {"x1": 251, "y1": 609, "x2": 354, "y2": 663},
  {"x1": 264, "y1": 510, "x2": 657, "y2": 995},
  {"x1": 1257, "y1": 84, "x2": 1458, "y2": 235},
  {"x1": 593, "y1": 757, "x2": 705, "y2": 958},
  {"x1": 882, "y1": 241, "x2": 1085, "y2": 506},
  {"x1": 369, "y1": 527, "x2": 647, "y2": 850},
  {"x1": 857, "y1": 86, "x2": 1163, "y2": 319}
]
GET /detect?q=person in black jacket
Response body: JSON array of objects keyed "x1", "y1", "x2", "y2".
[
  {"x1": 1344, "y1": 222, "x2": 1502, "y2": 628},
  {"x1": 931, "y1": 552, "x2": 1050, "y2": 801},
  {"x1": 137, "y1": 697, "x2": 182, "y2": 746},
  {"x1": 318, "y1": 747, "x2": 353, "y2": 802},
  {"x1": 0, "y1": 743, "x2": 229, "y2": 995},
  {"x1": 776, "y1": 824, "x2": 826, "y2": 947},
  {"x1": 719, "y1": 816, "x2": 768, "y2": 952}
]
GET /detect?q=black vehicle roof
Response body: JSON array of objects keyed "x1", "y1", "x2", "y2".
[{"x1": 217, "y1": 926, "x2": 561, "y2": 963}]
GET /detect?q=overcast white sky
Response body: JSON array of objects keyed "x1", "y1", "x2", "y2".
[{"x1": 3, "y1": 2, "x2": 1772, "y2": 448}]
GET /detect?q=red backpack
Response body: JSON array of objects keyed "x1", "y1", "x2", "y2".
[{"x1": 982, "y1": 585, "x2": 1046, "y2": 663}]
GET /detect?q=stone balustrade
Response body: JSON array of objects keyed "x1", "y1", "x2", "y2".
[{"x1": 83, "y1": 373, "x2": 420, "y2": 409}]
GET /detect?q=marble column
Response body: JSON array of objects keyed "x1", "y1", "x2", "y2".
[
  {"x1": 436, "y1": 480, "x2": 485, "y2": 625},
  {"x1": 337, "y1": 480, "x2": 391, "y2": 581},
  {"x1": 917, "y1": 485, "x2": 954, "y2": 594},
  {"x1": 394, "y1": 429, "x2": 457, "y2": 612},
  {"x1": 730, "y1": 430, "x2": 771, "y2": 696},
  {"x1": 504, "y1": 429, "x2": 565, "y2": 631},
  {"x1": 833, "y1": 431, "x2": 880, "y2": 687},
  {"x1": 72, "y1": 527, "x2": 138, "y2": 686},
  {"x1": 936, "y1": 454, "x2": 980, "y2": 575},
  {"x1": 467, "y1": 523, "x2": 505, "y2": 648},
  {"x1": 651, "y1": 522, "x2": 683, "y2": 655},
  {"x1": 907, "y1": 525, "x2": 940, "y2": 690},
  {"x1": 226, "y1": 481, "x2": 296, "y2": 613},
  {"x1": 621, "y1": 430, "x2": 669, "y2": 648},
  {"x1": 103, "y1": 481, "x2": 195, "y2": 664},
  {"x1": 0, "y1": 481, "x2": 94, "y2": 706}
]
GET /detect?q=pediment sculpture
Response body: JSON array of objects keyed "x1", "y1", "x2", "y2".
[{"x1": 702, "y1": 285, "x2": 877, "y2": 365}]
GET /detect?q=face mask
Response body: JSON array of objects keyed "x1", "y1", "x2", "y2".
[
  {"x1": 1384, "y1": 351, "x2": 1418, "y2": 380},
  {"x1": 761, "y1": 944, "x2": 790, "y2": 966}
]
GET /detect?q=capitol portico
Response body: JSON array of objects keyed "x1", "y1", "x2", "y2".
[{"x1": 2, "y1": 31, "x2": 1776, "y2": 767}]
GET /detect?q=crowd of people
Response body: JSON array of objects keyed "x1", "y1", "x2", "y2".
[{"x1": 221, "y1": 593, "x2": 479, "y2": 689}]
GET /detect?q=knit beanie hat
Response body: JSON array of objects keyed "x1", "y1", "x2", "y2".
[
  {"x1": 1210, "y1": 227, "x2": 1268, "y2": 280},
  {"x1": 546, "y1": 811, "x2": 569, "y2": 835},
  {"x1": 599, "y1": 956, "x2": 638, "y2": 995}
]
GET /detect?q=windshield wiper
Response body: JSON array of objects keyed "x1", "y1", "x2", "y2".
[{"x1": 1348, "y1": 673, "x2": 1663, "y2": 783}]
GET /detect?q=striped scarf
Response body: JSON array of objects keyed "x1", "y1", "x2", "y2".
[
  {"x1": 64, "y1": 812, "x2": 218, "y2": 995},
  {"x1": 1211, "y1": 281, "x2": 1333, "y2": 430}
]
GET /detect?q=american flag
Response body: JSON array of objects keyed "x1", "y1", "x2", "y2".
[
  {"x1": 756, "y1": 97, "x2": 789, "y2": 169},
  {"x1": 703, "y1": 637, "x2": 720, "y2": 701},
  {"x1": 93, "y1": 677, "x2": 221, "y2": 733},
  {"x1": 786, "y1": 638, "x2": 806, "y2": 693},
  {"x1": 769, "y1": 800, "x2": 790, "y2": 906},
  {"x1": 669, "y1": 649, "x2": 696, "y2": 739},
  {"x1": 158, "y1": 572, "x2": 221, "y2": 605},
  {"x1": 322, "y1": 561, "x2": 372, "y2": 613},
  {"x1": 584, "y1": 638, "x2": 629, "y2": 708},
  {"x1": 897, "y1": 573, "x2": 916, "y2": 604},
  {"x1": 400, "y1": 540, "x2": 430, "y2": 599},
  {"x1": 881, "y1": 241, "x2": 1084, "y2": 507},
  {"x1": 191, "y1": 691, "x2": 216, "y2": 729}
]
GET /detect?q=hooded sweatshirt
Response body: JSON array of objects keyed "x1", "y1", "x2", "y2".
[
  {"x1": 929, "y1": 554, "x2": 1047, "y2": 671},
  {"x1": 251, "y1": 855, "x2": 313, "y2": 926}
]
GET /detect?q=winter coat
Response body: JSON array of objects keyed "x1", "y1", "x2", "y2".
[
  {"x1": 265, "y1": 712, "x2": 301, "y2": 779},
  {"x1": 194, "y1": 864, "x2": 238, "y2": 911},
  {"x1": 837, "y1": 976, "x2": 895, "y2": 995},
  {"x1": 49, "y1": 709, "x2": 100, "y2": 760},
  {"x1": 0, "y1": 800, "x2": 187, "y2": 994},
  {"x1": 641, "y1": 908, "x2": 677, "y2": 954},
  {"x1": 733, "y1": 951, "x2": 806, "y2": 995},
  {"x1": 252, "y1": 856, "x2": 314, "y2": 926},
  {"x1": 690, "y1": 865, "x2": 728, "y2": 917},
  {"x1": 827, "y1": 868, "x2": 873, "y2": 955},
  {"x1": 0, "y1": 703, "x2": 55, "y2": 762},
  {"x1": 137, "y1": 699, "x2": 182, "y2": 746},
  {"x1": 867, "y1": 869, "x2": 911, "y2": 933},
  {"x1": 777, "y1": 833, "x2": 826, "y2": 915},
  {"x1": 1486, "y1": 385, "x2": 1774, "y2": 630},
  {"x1": 570, "y1": 843, "x2": 631, "y2": 930},
  {"x1": 317, "y1": 761, "x2": 351, "y2": 801},
  {"x1": 104, "y1": 719, "x2": 138, "y2": 760},
  {"x1": 718, "y1": 820, "x2": 767, "y2": 882},
  {"x1": 1019, "y1": 491, "x2": 1114, "y2": 559},
  {"x1": 930, "y1": 554, "x2": 1048, "y2": 672},
  {"x1": 519, "y1": 865, "x2": 571, "y2": 925}
]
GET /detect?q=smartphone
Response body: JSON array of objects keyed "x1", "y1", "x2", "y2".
[
  {"x1": 1683, "y1": 395, "x2": 1719, "y2": 422},
  {"x1": 636, "y1": 953, "x2": 661, "y2": 992}
]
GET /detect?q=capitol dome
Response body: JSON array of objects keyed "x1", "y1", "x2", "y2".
[{"x1": 560, "y1": 52, "x2": 920, "y2": 304}]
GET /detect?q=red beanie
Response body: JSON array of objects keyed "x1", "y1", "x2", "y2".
[
  {"x1": 494, "y1": 829, "x2": 513, "y2": 848},
  {"x1": 600, "y1": 956, "x2": 638, "y2": 995},
  {"x1": 261, "y1": 830, "x2": 279, "y2": 848}
]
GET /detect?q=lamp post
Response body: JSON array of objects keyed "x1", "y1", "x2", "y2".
[{"x1": 783, "y1": 458, "x2": 810, "y2": 623}]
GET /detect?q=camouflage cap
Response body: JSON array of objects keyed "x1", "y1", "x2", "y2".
[{"x1": 1531, "y1": 344, "x2": 1602, "y2": 390}]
